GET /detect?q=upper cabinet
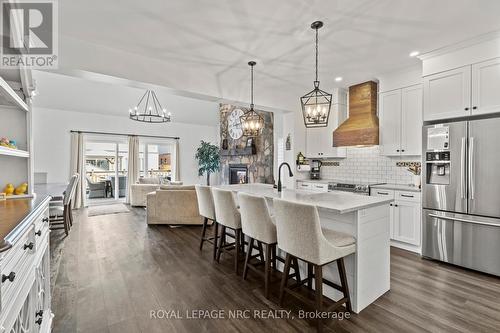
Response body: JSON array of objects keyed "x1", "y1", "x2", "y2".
[
  {"x1": 379, "y1": 84, "x2": 422, "y2": 156},
  {"x1": 472, "y1": 58, "x2": 500, "y2": 115},
  {"x1": 423, "y1": 57, "x2": 500, "y2": 121},
  {"x1": 423, "y1": 66, "x2": 470, "y2": 121},
  {"x1": 305, "y1": 100, "x2": 347, "y2": 159}
]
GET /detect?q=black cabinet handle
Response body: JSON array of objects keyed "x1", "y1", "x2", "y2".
[
  {"x1": 465, "y1": 107, "x2": 469, "y2": 111},
  {"x1": 35, "y1": 318, "x2": 43, "y2": 325},
  {"x1": 23, "y1": 242, "x2": 34, "y2": 250},
  {"x1": 42, "y1": 217, "x2": 49, "y2": 223},
  {"x1": 396, "y1": 149, "x2": 400, "y2": 152},
  {"x1": 377, "y1": 192, "x2": 389, "y2": 195},
  {"x1": 395, "y1": 204, "x2": 398, "y2": 207},
  {"x1": 401, "y1": 194, "x2": 414, "y2": 198},
  {"x1": 401, "y1": 149, "x2": 405, "y2": 152},
  {"x1": 473, "y1": 106, "x2": 477, "y2": 110},
  {"x1": 2, "y1": 272, "x2": 15, "y2": 283},
  {"x1": 36, "y1": 310, "x2": 44, "y2": 317},
  {"x1": 389, "y1": 203, "x2": 393, "y2": 206},
  {"x1": 35, "y1": 230, "x2": 42, "y2": 236}
]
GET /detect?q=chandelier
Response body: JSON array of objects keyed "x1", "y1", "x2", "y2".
[
  {"x1": 129, "y1": 90, "x2": 171, "y2": 123},
  {"x1": 300, "y1": 21, "x2": 332, "y2": 128},
  {"x1": 240, "y1": 61, "x2": 264, "y2": 137}
]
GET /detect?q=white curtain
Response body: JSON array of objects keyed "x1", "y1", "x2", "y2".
[
  {"x1": 70, "y1": 132, "x2": 85, "y2": 209},
  {"x1": 126, "y1": 135, "x2": 139, "y2": 203},
  {"x1": 173, "y1": 139, "x2": 180, "y2": 182}
]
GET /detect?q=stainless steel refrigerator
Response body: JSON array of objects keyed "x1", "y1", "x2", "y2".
[{"x1": 422, "y1": 117, "x2": 500, "y2": 276}]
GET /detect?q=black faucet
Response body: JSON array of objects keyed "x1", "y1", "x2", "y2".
[{"x1": 277, "y1": 162, "x2": 294, "y2": 192}]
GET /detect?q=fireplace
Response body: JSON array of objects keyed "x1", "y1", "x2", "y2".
[{"x1": 229, "y1": 164, "x2": 248, "y2": 184}]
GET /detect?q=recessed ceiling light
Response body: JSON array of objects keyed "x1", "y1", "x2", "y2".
[
  {"x1": 409, "y1": 51, "x2": 420, "y2": 57},
  {"x1": 335, "y1": 76, "x2": 343, "y2": 82}
]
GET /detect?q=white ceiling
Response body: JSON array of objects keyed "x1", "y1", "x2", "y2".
[
  {"x1": 31, "y1": 71, "x2": 220, "y2": 126},
  {"x1": 47, "y1": 0, "x2": 500, "y2": 114}
]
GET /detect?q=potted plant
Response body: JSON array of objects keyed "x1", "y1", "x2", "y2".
[{"x1": 195, "y1": 140, "x2": 220, "y2": 185}]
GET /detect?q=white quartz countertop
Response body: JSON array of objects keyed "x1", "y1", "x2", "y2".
[
  {"x1": 370, "y1": 183, "x2": 421, "y2": 192},
  {"x1": 217, "y1": 184, "x2": 393, "y2": 214}
]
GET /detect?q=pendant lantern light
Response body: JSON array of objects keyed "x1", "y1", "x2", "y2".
[
  {"x1": 300, "y1": 21, "x2": 332, "y2": 128},
  {"x1": 240, "y1": 61, "x2": 264, "y2": 137}
]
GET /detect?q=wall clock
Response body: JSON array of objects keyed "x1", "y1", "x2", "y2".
[{"x1": 228, "y1": 108, "x2": 244, "y2": 140}]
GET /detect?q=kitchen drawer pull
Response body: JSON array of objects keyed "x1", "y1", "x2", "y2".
[
  {"x1": 35, "y1": 230, "x2": 42, "y2": 236},
  {"x1": 36, "y1": 310, "x2": 44, "y2": 317},
  {"x1": 377, "y1": 191, "x2": 389, "y2": 195},
  {"x1": 429, "y1": 214, "x2": 500, "y2": 228},
  {"x1": 23, "y1": 242, "x2": 34, "y2": 250},
  {"x1": 42, "y1": 217, "x2": 49, "y2": 223},
  {"x1": 35, "y1": 318, "x2": 43, "y2": 325},
  {"x1": 315, "y1": 185, "x2": 324, "y2": 188},
  {"x1": 2, "y1": 272, "x2": 15, "y2": 283},
  {"x1": 301, "y1": 184, "x2": 308, "y2": 187},
  {"x1": 400, "y1": 194, "x2": 414, "y2": 198}
]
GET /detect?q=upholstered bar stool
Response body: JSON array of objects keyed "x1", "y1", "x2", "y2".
[
  {"x1": 238, "y1": 192, "x2": 281, "y2": 299},
  {"x1": 273, "y1": 198, "x2": 355, "y2": 332},
  {"x1": 195, "y1": 185, "x2": 218, "y2": 259},
  {"x1": 212, "y1": 188, "x2": 244, "y2": 274}
]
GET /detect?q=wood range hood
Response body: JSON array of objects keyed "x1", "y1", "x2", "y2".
[{"x1": 333, "y1": 81, "x2": 379, "y2": 147}]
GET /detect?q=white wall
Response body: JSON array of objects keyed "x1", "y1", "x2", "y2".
[{"x1": 32, "y1": 107, "x2": 219, "y2": 186}]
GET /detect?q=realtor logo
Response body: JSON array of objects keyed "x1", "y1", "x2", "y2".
[{"x1": 1, "y1": 0, "x2": 58, "y2": 68}]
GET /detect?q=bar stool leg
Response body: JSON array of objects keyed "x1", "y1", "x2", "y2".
[
  {"x1": 314, "y1": 264, "x2": 324, "y2": 333},
  {"x1": 279, "y1": 253, "x2": 292, "y2": 306},
  {"x1": 243, "y1": 238, "x2": 254, "y2": 280},
  {"x1": 216, "y1": 226, "x2": 226, "y2": 262},
  {"x1": 307, "y1": 262, "x2": 313, "y2": 289},
  {"x1": 235, "y1": 229, "x2": 241, "y2": 275},
  {"x1": 291, "y1": 257, "x2": 301, "y2": 284},
  {"x1": 257, "y1": 241, "x2": 265, "y2": 262},
  {"x1": 264, "y1": 243, "x2": 272, "y2": 299},
  {"x1": 199, "y1": 217, "x2": 209, "y2": 250},
  {"x1": 337, "y1": 258, "x2": 352, "y2": 312},
  {"x1": 212, "y1": 222, "x2": 219, "y2": 260}
]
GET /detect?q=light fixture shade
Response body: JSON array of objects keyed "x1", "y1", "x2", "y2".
[
  {"x1": 240, "y1": 108, "x2": 264, "y2": 137},
  {"x1": 129, "y1": 90, "x2": 171, "y2": 123},
  {"x1": 300, "y1": 82, "x2": 332, "y2": 128},
  {"x1": 240, "y1": 60, "x2": 264, "y2": 136},
  {"x1": 300, "y1": 20, "x2": 332, "y2": 128}
]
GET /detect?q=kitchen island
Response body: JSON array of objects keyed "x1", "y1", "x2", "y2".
[{"x1": 218, "y1": 183, "x2": 394, "y2": 313}]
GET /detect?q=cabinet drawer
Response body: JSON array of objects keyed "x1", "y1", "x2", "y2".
[
  {"x1": 297, "y1": 182, "x2": 312, "y2": 190},
  {"x1": 396, "y1": 191, "x2": 421, "y2": 202},
  {"x1": 311, "y1": 183, "x2": 328, "y2": 192},
  {"x1": 371, "y1": 189, "x2": 395, "y2": 198}
]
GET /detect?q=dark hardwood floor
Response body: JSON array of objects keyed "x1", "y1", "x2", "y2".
[{"x1": 51, "y1": 207, "x2": 500, "y2": 333}]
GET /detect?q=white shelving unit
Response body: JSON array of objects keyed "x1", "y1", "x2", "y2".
[
  {"x1": 0, "y1": 73, "x2": 32, "y2": 199},
  {"x1": 0, "y1": 145, "x2": 30, "y2": 158}
]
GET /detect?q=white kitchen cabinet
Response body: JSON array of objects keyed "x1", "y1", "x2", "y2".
[
  {"x1": 370, "y1": 189, "x2": 421, "y2": 252},
  {"x1": 379, "y1": 85, "x2": 422, "y2": 156},
  {"x1": 401, "y1": 85, "x2": 423, "y2": 155},
  {"x1": 423, "y1": 66, "x2": 471, "y2": 121},
  {"x1": 423, "y1": 57, "x2": 500, "y2": 121},
  {"x1": 472, "y1": 57, "x2": 500, "y2": 115},
  {"x1": 379, "y1": 90, "x2": 401, "y2": 156},
  {"x1": 305, "y1": 104, "x2": 347, "y2": 159},
  {"x1": 391, "y1": 199, "x2": 421, "y2": 246}
]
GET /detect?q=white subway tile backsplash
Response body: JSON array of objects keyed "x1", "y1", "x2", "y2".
[{"x1": 301, "y1": 146, "x2": 421, "y2": 185}]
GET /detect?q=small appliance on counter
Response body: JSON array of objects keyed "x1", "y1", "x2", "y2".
[{"x1": 310, "y1": 159, "x2": 322, "y2": 179}]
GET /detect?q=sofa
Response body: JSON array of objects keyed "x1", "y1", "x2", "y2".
[
  {"x1": 130, "y1": 177, "x2": 183, "y2": 206},
  {"x1": 146, "y1": 185, "x2": 202, "y2": 225}
]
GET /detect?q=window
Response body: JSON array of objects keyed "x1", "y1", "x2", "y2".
[{"x1": 139, "y1": 140, "x2": 175, "y2": 182}]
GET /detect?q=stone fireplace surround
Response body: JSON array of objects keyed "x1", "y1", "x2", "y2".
[{"x1": 219, "y1": 103, "x2": 274, "y2": 185}]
